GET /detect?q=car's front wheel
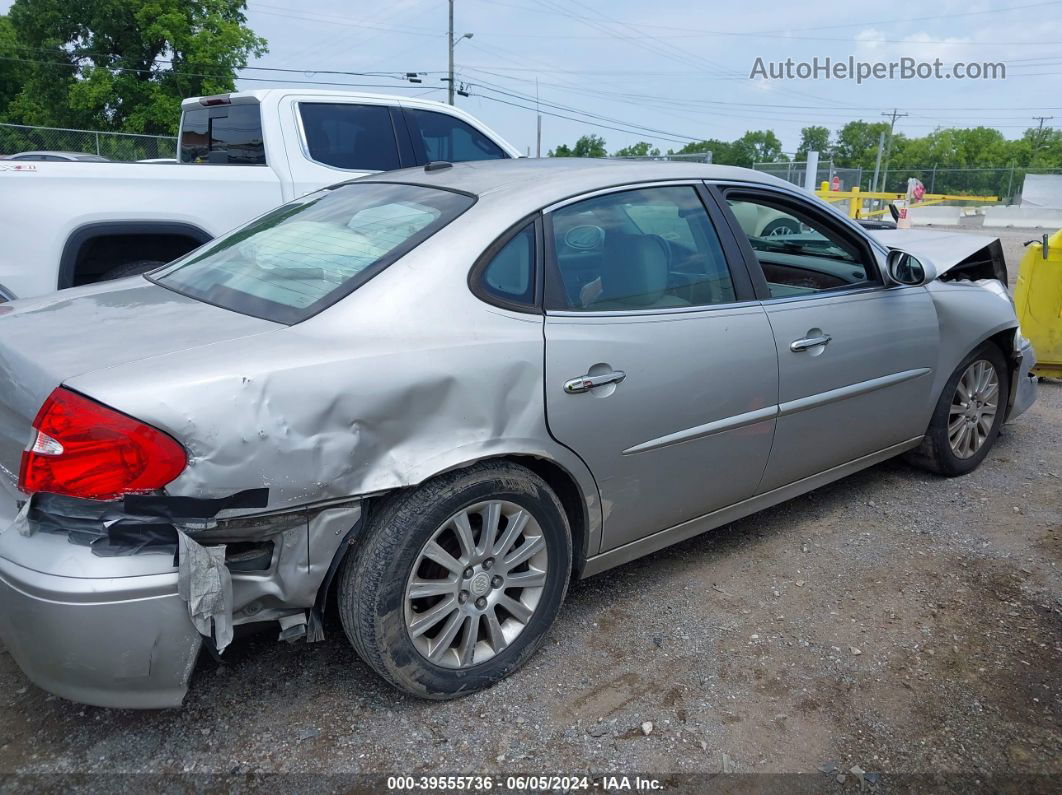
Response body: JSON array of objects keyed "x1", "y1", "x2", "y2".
[
  {"x1": 337, "y1": 461, "x2": 571, "y2": 699},
  {"x1": 910, "y1": 342, "x2": 1010, "y2": 476}
]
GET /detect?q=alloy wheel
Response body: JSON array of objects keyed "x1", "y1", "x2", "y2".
[
  {"x1": 404, "y1": 500, "x2": 549, "y2": 669},
  {"x1": 948, "y1": 359, "x2": 999, "y2": 459}
]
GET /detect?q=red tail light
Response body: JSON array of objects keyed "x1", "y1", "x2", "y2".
[{"x1": 19, "y1": 388, "x2": 186, "y2": 500}]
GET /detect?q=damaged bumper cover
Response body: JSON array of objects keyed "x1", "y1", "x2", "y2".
[
  {"x1": 0, "y1": 489, "x2": 361, "y2": 709},
  {"x1": 1010, "y1": 335, "x2": 1038, "y2": 421}
]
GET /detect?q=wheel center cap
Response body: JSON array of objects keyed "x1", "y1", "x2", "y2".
[{"x1": 470, "y1": 572, "x2": 492, "y2": 597}]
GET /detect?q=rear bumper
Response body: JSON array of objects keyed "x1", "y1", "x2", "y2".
[
  {"x1": 0, "y1": 527, "x2": 201, "y2": 709},
  {"x1": 1009, "y1": 336, "x2": 1038, "y2": 421}
]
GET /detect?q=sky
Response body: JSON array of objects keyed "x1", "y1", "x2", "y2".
[{"x1": 5, "y1": 0, "x2": 1062, "y2": 156}]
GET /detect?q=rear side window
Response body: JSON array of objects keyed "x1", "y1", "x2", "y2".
[
  {"x1": 479, "y1": 223, "x2": 536, "y2": 307},
  {"x1": 299, "y1": 103, "x2": 401, "y2": 171},
  {"x1": 151, "y1": 183, "x2": 474, "y2": 324},
  {"x1": 179, "y1": 105, "x2": 265, "y2": 165},
  {"x1": 405, "y1": 109, "x2": 508, "y2": 163}
]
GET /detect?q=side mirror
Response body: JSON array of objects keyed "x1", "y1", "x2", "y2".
[{"x1": 886, "y1": 249, "x2": 934, "y2": 286}]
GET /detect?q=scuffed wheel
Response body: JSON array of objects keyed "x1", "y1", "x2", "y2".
[
  {"x1": 337, "y1": 461, "x2": 571, "y2": 699},
  {"x1": 908, "y1": 342, "x2": 1009, "y2": 477}
]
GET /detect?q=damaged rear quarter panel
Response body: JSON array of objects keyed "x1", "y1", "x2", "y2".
[{"x1": 63, "y1": 217, "x2": 602, "y2": 553}]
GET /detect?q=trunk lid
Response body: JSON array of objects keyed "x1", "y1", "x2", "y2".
[{"x1": 0, "y1": 279, "x2": 278, "y2": 491}]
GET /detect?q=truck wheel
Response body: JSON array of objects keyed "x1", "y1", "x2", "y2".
[
  {"x1": 99, "y1": 260, "x2": 166, "y2": 282},
  {"x1": 909, "y1": 342, "x2": 1009, "y2": 476},
  {"x1": 337, "y1": 461, "x2": 571, "y2": 699}
]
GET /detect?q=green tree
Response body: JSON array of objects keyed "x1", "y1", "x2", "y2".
[
  {"x1": 673, "y1": 138, "x2": 731, "y2": 163},
  {"x1": 730, "y1": 130, "x2": 786, "y2": 166},
  {"x1": 612, "y1": 140, "x2": 660, "y2": 158},
  {"x1": 796, "y1": 125, "x2": 830, "y2": 159},
  {"x1": 0, "y1": 16, "x2": 27, "y2": 114},
  {"x1": 3, "y1": 0, "x2": 266, "y2": 134},
  {"x1": 832, "y1": 120, "x2": 891, "y2": 169},
  {"x1": 1021, "y1": 126, "x2": 1062, "y2": 167},
  {"x1": 548, "y1": 134, "x2": 607, "y2": 158}
]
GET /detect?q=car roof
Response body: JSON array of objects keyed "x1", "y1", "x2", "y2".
[{"x1": 358, "y1": 158, "x2": 797, "y2": 203}]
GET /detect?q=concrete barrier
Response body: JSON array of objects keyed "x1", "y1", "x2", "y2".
[
  {"x1": 983, "y1": 205, "x2": 1062, "y2": 229},
  {"x1": 908, "y1": 206, "x2": 962, "y2": 226}
]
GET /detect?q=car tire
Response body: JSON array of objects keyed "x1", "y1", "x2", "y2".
[
  {"x1": 908, "y1": 342, "x2": 1010, "y2": 476},
  {"x1": 337, "y1": 461, "x2": 572, "y2": 699},
  {"x1": 761, "y1": 218, "x2": 801, "y2": 237},
  {"x1": 99, "y1": 260, "x2": 166, "y2": 281}
]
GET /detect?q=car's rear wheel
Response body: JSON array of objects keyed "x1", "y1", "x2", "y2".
[
  {"x1": 910, "y1": 343, "x2": 1009, "y2": 476},
  {"x1": 337, "y1": 461, "x2": 571, "y2": 699}
]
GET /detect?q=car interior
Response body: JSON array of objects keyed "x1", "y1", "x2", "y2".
[
  {"x1": 725, "y1": 197, "x2": 875, "y2": 297},
  {"x1": 550, "y1": 187, "x2": 736, "y2": 311}
]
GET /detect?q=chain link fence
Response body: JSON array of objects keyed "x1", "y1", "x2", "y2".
[
  {"x1": 754, "y1": 160, "x2": 1062, "y2": 205},
  {"x1": 753, "y1": 160, "x2": 863, "y2": 192},
  {"x1": 875, "y1": 167, "x2": 1062, "y2": 204},
  {"x1": 0, "y1": 123, "x2": 177, "y2": 162}
]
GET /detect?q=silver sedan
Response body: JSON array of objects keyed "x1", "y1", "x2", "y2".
[{"x1": 0, "y1": 159, "x2": 1037, "y2": 707}]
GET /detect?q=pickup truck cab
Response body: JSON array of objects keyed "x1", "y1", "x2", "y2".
[{"x1": 0, "y1": 89, "x2": 520, "y2": 301}]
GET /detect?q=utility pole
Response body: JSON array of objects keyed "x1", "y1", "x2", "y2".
[
  {"x1": 879, "y1": 108, "x2": 908, "y2": 194},
  {"x1": 448, "y1": 0, "x2": 454, "y2": 105},
  {"x1": 535, "y1": 76, "x2": 542, "y2": 157},
  {"x1": 871, "y1": 131, "x2": 885, "y2": 192},
  {"x1": 1032, "y1": 115, "x2": 1054, "y2": 153},
  {"x1": 446, "y1": 1, "x2": 472, "y2": 105}
]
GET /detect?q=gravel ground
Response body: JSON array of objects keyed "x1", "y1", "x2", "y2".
[{"x1": 0, "y1": 228, "x2": 1058, "y2": 788}]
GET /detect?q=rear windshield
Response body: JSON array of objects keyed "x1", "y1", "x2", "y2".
[
  {"x1": 179, "y1": 104, "x2": 265, "y2": 165},
  {"x1": 150, "y1": 183, "x2": 475, "y2": 323}
]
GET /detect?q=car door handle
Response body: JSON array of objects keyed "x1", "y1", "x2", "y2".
[
  {"x1": 790, "y1": 334, "x2": 832, "y2": 352},
  {"x1": 563, "y1": 370, "x2": 627, "y2": 394}
]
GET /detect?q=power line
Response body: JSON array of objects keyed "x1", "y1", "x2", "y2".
[
  {"x1": 0, "y1": 55, "x2": 438, "y2": 91},
  {"x1": 468, "y1": 91, "x2": 696, "y2": 145}
]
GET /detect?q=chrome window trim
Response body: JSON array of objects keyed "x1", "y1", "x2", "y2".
[
  {"x1": 756, "y1": 283, "x2": 926, "y2": 308},
  {"x1": 541, "y1": 179, "x2": 706, "y2": 214}
]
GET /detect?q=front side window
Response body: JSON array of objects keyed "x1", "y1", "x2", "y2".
[
  {"x1": 547, "y1": 186, "x2": 736, "y2": 311},
  {"x1": 726, "y1": 196, "x2": 876, "y2": 297},
  {"x1": 299, "y1": 103, "x2": 401, "y2": 171},
  {"x1": 151, "y1": 183, "x2": 474, "y2": 324},
  {"x1": 179, "y1": 105, "x2": 265, "y2": 165},
  {"x1": 405, "y1": 109, "x2": 508, "y2": 163}
]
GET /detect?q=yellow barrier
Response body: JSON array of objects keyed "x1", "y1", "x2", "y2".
[
  {"x1": 1014, "y1": 228, "x2": 1062, "y2": 378},
  {"x1": 814, "y1": 181, "x2": 999, "y2": 219}
]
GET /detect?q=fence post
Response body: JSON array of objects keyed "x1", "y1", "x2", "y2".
[
  {"x1": 95, "y1": 132, "x2": 100, "y2": 156},
  {"x1": 1006, "y1": 168, "x2": 1014, "y2": 204},
  {"x1": 930, "y1": 165, "x2": 936, "y2": 193}
]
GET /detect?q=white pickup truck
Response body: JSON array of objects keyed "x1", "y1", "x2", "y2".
[{"x1": 0, "y1": 89, "x2": 520, "y2": 301}]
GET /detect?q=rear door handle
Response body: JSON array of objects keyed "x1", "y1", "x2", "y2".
[
  {"x1": 790, "y1": 334, "x2": 832, "y2": 352},
  {"x1": 564, "y1": 370, "x2": 627, "y2": 394}
]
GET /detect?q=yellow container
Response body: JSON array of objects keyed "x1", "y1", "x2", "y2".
[{"x1": 1014, "y1": 228, "x2": 1062, "y2": 378}]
